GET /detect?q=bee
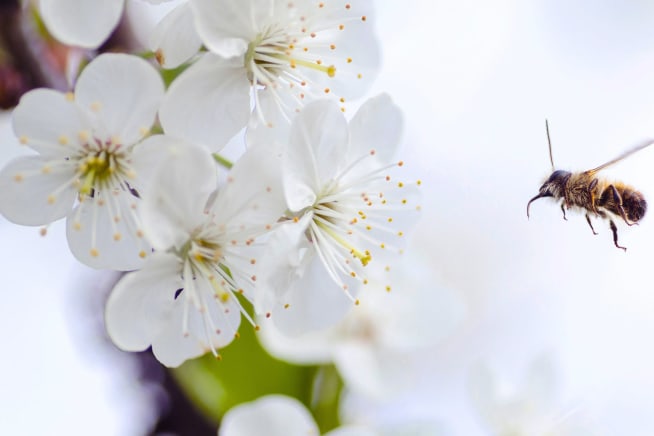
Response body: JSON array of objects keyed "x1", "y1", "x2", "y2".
[{"x1": 527, "y1": 120, "x2": 654, "y2": 251}]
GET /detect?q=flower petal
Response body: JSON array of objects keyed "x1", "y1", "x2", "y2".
[
  {"x1": 0, "y1": 156, "x2": 77, "y2": 225},
  {"x1": 66, "y1": 191, "x2": 150, "y2": 271},
  {"x1": 105, "y1": 252, "x2": 182, "y2": 352},
  {"x1": 189, "y1": 0, "x2": 262, "y2": 58},
  {"x1": 210, "y1": 142, "x2": 285, "y2": 228},
  {"x1": 150, "y1": 2, "x2": 203, "y2": 69},
  {"x1": 159, "y1": 53, "x2": 250, "y2": 151},
  {"x1": 151, "y1": 278, "x2": 242, "y2": 367},
  {"x1": 74, "y1": 53, "x2": 164, "y2": 145},
  {"x1": 219, "y1": 395, "x2": 319, "y2": 436},
  {"x1": 283, "y1": 100, "x2": 349, "y2": 211},
  {"x1": 349, "y1": 93, "x2": 403, "y2": 164},
  {"x1": 246, "y1": 87, "x2": 294, "y2": 147},
  {"x1": 272, "y1": 249, "x2": 356, "y2": 335},
  {"x1": 139, "y1": 141, "x2": 217, "y2": 250},
  {"x1": 40, "y1": 0, "x2": 125, "y2": 48},
  {"x1": 309, "y1": 3, "x2": 380, "y2": 99},
  {"x1": 12, "y1": 88, "x2": 93, "y2": 157}
]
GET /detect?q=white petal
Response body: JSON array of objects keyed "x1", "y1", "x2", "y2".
[
  {"x1": 190, "y1": 0, "x2": 262, "y2": 58},
  {"x1": 105, "y1": 253, "x2": 182, "y2": 352},
  {"x1": 75, "y1": 53, "x2": 164, "y2": 144},
  {"x1": 140, "y1": 142, "x2": 217, "y2": 250},
  {"x1": 150, "y1": 2, "x2": 203, "y2": 69},
  {"x1": 349, "y1": 94, "x2": 403, "y2": 164},
  {"x1": 314, "y1": 6, "x2": 380, "y2": 100},
  {"x1": 219, "y1": 395, "x2": 319, "y2": 436},
  {"x1": 130, "y1": 134, "x2": 194, "y2": 194},
  {"x1": 66, "y1": 191, "x2": 150, "y2": 271},
  {"x1": 210, "y1": 142, "x2": 285, "y2": 228},
  {"x1": 151, "y1": 279, "x2": 242, "y2": 367},
  {"x1": 250, "y1": 215, "x2": 309, "y2": 317},
  {"x1": 12, "y1": 88, "x2": 93, "y2": 157},
  {"x1": 0, "y1": 156, "x2": 77, "y2": 225},
  {"x1": 272, "y1": 250, "x2": 356, "y2": 335},
  {"x1": 159, "y1": 53, "x2": 250, "y2": 150},
  {"x1": 256, "y1": 315, "x2": 336, "y2": 365},
  {"x1": 40, "y1": 0, "x2": 124, "y2": 48},
  {"x1": 246, "y1": 87, "x2": 294, "y2": 147},
  {"x1": 333, "y1": 343, "x2": 404, "y2": 399},
  {"x1": 284, "y1": 100, "x2": 348, "y2": 211}
]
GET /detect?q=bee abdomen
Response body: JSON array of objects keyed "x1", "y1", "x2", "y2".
[
  {"x1": 622, "y1": 189, "x2": 647, "y2": 221},
  {"x1": 598, "y1": 186, "x2": 647, "y2": 222}
]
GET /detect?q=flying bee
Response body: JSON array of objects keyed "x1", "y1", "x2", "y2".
[{"x1": 527, "y1": 120, "x2": 654, "y2": 251}]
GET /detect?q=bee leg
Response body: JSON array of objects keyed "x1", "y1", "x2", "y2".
[
  {"x1": 608, "y1": 184, "x2": 636, "y2": 226},
  {"x1": 585, "y1": 213, "x2": 598, "y2": 235},
  {"x1": 560, "y1": 202, "x2": 568, "y2": 220},
  {"x1": 609, "y1": 219, "x2": 627, "y2": 251}
]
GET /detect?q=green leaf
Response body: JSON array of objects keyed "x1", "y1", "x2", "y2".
[{"x1": 170, "y1": 318, "x2": 318, "y2": 425}]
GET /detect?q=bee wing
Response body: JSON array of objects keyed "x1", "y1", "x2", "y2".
[{"x1": 585, "y1": 139, "x2": 654, "y2": 175}]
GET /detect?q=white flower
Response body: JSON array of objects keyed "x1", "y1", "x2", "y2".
[
  {"x1": 39, "y1": 0, "x2": 125, "y2": 48},
  {"x1": 159, "y1": 0, "x2": 380, "y2": 150},
  {"x1": 469, "y1": 356, "x2": 599, "y2": 436},
  {"x1": 105, "y1": 140, "x2": 285, "y2": 367},
  {"x1": 219, "y1": 395, "x2": 377, "y2": 436},
  {"x1": 39, "y1": 0, "x2": 177, "y2": 48},
  {"x1": 259, "y1": 254, "x2": 465, "y2": 399},
  {"x1": 253, "y1": 94, "x2": 420, "y2": 334},
  {"x1": 149, "y1": 0, "x2": 203, "y2": 69},
  {"x1": 0, "y1": 53, "x2": 164, "y2": 270}
]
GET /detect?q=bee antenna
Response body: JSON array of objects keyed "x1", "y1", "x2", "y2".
[{"x1": 545, "y1": 119, "x2": 555, "y2": 171}]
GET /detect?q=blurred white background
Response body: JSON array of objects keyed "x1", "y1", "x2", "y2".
[{"x1": 4, "y1": 0, "x2": 654, "y2": 434}]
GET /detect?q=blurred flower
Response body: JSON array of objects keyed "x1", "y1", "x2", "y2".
[
  {"x1": 105, "y1": 140, "x2": 285, "y2": 367},
  {"x1": 469, "y1": 355, "x2": 600, "y2": 436},
  {"x1": 149, "y1": 0, "x2": 202, "y2": 69},
  {"x1": 259, "y1": 254, "x2": 465, "y2": 399},
  {"x1": 219, "y1": 394, "x2": 377, "y2": 436},
  {"x1": 159, "y1": 0, "x2": 380, "y2": 150},
  {"x1": 0, "y1": 53, "x2": 163, "y2": 270},
  {"x1": 38, "y1": 0, "x2": 176, "y2": 49},
  {"x1": 253, "y1": 94, "x2": 420, "y2": 335}
]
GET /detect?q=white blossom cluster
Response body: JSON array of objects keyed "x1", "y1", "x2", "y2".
[{"x1": 0, "y1": 0, "x2": 421, "y2": 374}]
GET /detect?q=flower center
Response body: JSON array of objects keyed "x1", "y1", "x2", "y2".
[
  {"x1": 188, "y1": 237, "x2": 232, "y2": 301},
  {"x1": 74, "y1": 136, "x2": 132, "y2": 196},
  {"x1": 312, "y1": 199, "x2": 370, "y2": 266},
  {"x1": 245, "y1": 29, "x2": 336, "y2": 88}
]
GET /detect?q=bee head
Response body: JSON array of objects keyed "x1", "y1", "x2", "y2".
[{"x1": 527, "y1": 170, "x2": 571, "y2": 218}]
